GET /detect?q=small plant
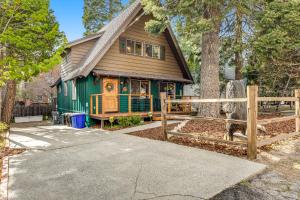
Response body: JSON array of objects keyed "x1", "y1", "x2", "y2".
[
  {"x1": 0, "y1": 122, "x2": 9, "y2": 131},
  {"x1": 130, "y1": 115, "x2": 142, "y2": 125},
  {"x1": 118, "y1": 116, "x2": 132, "y2": 127},
  {"x1": 109, "y1": 116, "x2": 115, "y2": 128},
  {"x1": 147, "y1": 112, "x2": 153, "y2": 121}
]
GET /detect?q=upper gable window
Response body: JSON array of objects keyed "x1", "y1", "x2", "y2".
[
  {"x1": 145, "y1": 44, "x2": 152, "y2": 57},
  {"x1": 126, "y1": 39, "x2": 134, "y2": 54},
  {"x1": 135, "y1": 41, "x2": 142, "y2": 56},
  {"x1": 120, "y1": 37, "x2": 165, "y2": 60}
]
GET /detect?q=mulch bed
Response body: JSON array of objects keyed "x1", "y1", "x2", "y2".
[
  {"x1": 129, "y1": 124, "x2": 247, "y2": 157},
  {"x1": 129, "y1": 114, "x2": 296, "y2": 157}
]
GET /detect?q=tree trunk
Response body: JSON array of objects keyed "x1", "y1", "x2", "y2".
[
  {"x1": 1, "y1": 80, "x2": 16, "y2": 124},
  {"x1": 198, "y1": 5, "x2": 221, "y2": 117},
  {"x1": 234, "y1": 7, "x2": 243, "y2": 80}
]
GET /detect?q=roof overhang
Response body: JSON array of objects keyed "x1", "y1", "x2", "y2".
[
  {"x1": 92, "y1": 69, "x2": 193, "y2": 83},
  {"x1": 50, "y1": 77, "x2": 61, "y2": 88}
]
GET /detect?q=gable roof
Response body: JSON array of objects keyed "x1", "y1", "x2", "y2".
[{"x1": 63, "y1": 0, "x2": 193, "y2": 83}]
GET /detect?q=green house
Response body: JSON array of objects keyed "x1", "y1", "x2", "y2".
[{"x1": 52, "y1": 0, "x2": 193, "y2": 127}]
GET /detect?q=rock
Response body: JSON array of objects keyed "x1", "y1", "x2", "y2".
[{"x1": 223, "y1": 80, "x2": 247, "y2": 140}]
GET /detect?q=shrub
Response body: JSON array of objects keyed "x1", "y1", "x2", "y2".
[
  {"x1": 130, "y1": 115, "x2": 142, "y2": 125},
  {"x1": 0, "y1": 122, "x2": 9, "y2": 132},
  {"x1": 118, "y1": 116, "x2": 132, "y2": 127}
]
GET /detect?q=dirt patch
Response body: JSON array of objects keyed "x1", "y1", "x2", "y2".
[
  {"x1": 129, "y1": 124, "x2": 247, "y2": 157},
  {"x1": 181, "y1": 114, "x2": 295, "y2": 141}
]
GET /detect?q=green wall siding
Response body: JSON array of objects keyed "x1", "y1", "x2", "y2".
[
  {"x1": 57, "y1": 75, "x2": 186, "y2": 124},
  {"x1": 57, "y1": 74, "x2": 101, "y2": 126}
]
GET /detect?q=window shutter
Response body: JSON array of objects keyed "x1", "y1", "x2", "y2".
[
  {"x1": 119, "y1": 37, "x2": 126, "y2": 54},
  {"x1": 160, "y1": 46, "x2": 165, "y2": 60}
]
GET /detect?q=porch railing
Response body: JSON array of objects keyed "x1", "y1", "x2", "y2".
[{"x1": 90, "y1": 94, "x2": 154, "y2": 115}]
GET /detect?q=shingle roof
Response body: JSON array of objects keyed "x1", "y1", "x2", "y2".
[{"x1": 63, "y1": 0, "x2": 193, "y2": 83}]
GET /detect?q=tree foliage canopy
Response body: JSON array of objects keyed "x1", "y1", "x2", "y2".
[
  {"x1": 0, "y1": 0, "x2": 65, "y2": 86},
  {"x1": 82, "y1": 0, "x2": 123, "y2": 35}
]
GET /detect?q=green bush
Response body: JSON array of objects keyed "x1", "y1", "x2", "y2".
[
  {"x1": 130, "y1": 115, "x2": 142, "y2": 125},
  {"x1": 0, "y1": 122, "x2": 9, "y2": 132},
  {"x1": 118, "y1": 116, "x2": 132, "y2": 127}
]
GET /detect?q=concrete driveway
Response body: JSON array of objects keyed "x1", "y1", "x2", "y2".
[{"x1": 8, "y1": 124, "x2": 265, "y2": 200}]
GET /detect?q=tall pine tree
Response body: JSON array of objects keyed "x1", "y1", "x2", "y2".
[{"x1": 82, "y1": 0, "x2": 123, "y2": 35}]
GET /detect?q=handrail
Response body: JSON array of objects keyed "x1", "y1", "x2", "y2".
[{"x1": 166, "y1": 98, "x2": 247, "y2": 103}]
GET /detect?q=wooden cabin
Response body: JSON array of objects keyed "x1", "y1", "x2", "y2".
[{"x1": 52, "y1": 0, "x2": 193, "y2": 127}]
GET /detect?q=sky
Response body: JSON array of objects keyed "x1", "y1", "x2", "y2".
[
  {"x1": 50, "y1": 0, "x2": 85, "y2": 42},
  {"x1": 50, "y1": 0, "x2": 129, "y2": 42}
]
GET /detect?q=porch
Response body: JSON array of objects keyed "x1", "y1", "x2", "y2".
[{"x1": 89, "y1": 94, "x2": 193, "y2": 120}]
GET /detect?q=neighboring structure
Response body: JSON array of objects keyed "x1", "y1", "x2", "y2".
[
  {"x1": 52, "y1": 0, "x2": 193, "y2": 126},
  {"x1": 17, "y1": 66, "x2": 60, "y2": 104}
]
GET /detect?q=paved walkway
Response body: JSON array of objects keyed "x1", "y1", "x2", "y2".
[{"x1": 8, "y1": 123, "x2": 266, "y2": 200}]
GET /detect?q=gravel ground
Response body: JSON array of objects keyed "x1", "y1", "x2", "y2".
[{"x1": 211, "y1": 136, "x2": 300, "y2": 200}]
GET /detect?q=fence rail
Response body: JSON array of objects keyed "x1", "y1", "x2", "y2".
[
  {"x1": 160, "y1": 86, "x2": 300, "y2": 160},
  {"x1": 13, "y1": 103, "x2": 52, "y2": 118}
]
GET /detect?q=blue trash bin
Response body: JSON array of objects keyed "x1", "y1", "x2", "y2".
[{"x1": 71, "y1": 113, "x2": 86, "y2": 129}]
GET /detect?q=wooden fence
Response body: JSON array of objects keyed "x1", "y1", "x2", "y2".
[
  {"x1": 13, "y1": 103, "x2": 52, "y2": 118},
  {"x1": 160, "y1": 85, "x2": 300, "y2": 160}
]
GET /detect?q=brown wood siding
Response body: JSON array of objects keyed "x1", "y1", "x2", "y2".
[
  {"x1": 95, "y1": 15, "x2": 184, "y2": 78},
  {"x1": 60, "y1": 38, "x2": 97, "y2": 80},
  {"x1": 71, "y1": 38, "x2": 97, "y2": 65}
]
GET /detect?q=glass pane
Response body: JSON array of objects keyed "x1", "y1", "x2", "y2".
[
  {"x1": 131, "y1": 80, "x2": 140, "y2": 95},
  {"x1": 145, "y1": 44, "x2": 152, "y2": 57},
  {"x1": 119, "y1": 37, "x2": 126, "y2": 54},
  {"x1": 160, "y1": 82, "x2": 168, "y2": 92},
  {"x1": 135, "y1": 41, "x2": 142, "y2": 56},
  {"x1": 141, "y1": 81, "x2": 149, "y2": 96},
  {"x1": 153, "y1": 45, "x2": 160, "y2": 59},
  {"x1": 167, "y1": 83, "x2": 175, "y2": 96},
  {"x1": 126, "y1": 40, "x2": 134, "y2": 54}
]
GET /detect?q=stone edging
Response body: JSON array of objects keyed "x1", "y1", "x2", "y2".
[{"x1": 0, "y1": 130, "x2": 10, "y2": 200}]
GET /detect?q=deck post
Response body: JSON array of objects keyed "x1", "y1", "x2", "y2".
[
  {"x1": 96, "y1": 95, "x2": 99, "y2": 115},
  {"x1": 90, "y1": 96, "x2": 93, "y2": 115},
  {"x1": 150, "y1": 95, "x2": 153, "y2": 113},
  {"x1": 167, "y1": 96, "x2": 171, "y2": 113},
  {"x1": 295, "y1": 89, "x2": 300, "y2": 132},
  {"x1": 128, "y1": 94, "x2": 132, "y2": 114},
  {"x1": 160, "y1": 92, "x2": 167, "y2": 140},
  {"x1": 247, "y1": 85, "x2": 258, "y2": 160}
]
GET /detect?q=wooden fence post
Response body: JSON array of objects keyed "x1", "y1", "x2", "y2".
[
  {"x1": 247, "y1": 85, "x2": 258, "y2": 160},
  {"x1": 168, "y1": 96, "x2": 171, "y2": 113},
  {"x1": 160, "y1": 92, "x2": 167, "y2": 140},
  {"x1": 96, "y1": 95, "x2": 99, "y2": 115},
  {"x1": 295, "y1": 89, "x2": 300, "y2": 132}
]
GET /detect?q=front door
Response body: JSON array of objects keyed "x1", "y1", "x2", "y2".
[{"x1": 103, "y1": 78, "x2": 119, "y2": 113}]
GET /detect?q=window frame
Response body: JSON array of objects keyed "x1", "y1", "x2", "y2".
[
  {"x1": 71, "y1": 80, "x2": 77, "y2": 100},
  {"x1": 159, "y1": 82, "x2": 176, "y2": 98},
  {"x1": 63, "y1": 82, "x2": 68, "y2": 97},
  {"x1": 130, "y1": 79, "x2": 150, "y2": 96},
  {"x1": 120, "y1": 37, "x2": 165, "y2": 60}
]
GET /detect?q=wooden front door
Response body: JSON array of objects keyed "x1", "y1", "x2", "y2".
[{"x1": 103, "y1": 78, "x2": 119, "y2": 113}]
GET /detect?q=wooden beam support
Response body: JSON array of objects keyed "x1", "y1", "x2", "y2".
[
  {"x1": 96, "y1": 95, "x2": 99, "y2": 115},
  {"x1": 90, "y1": 96, "x2": 93, "y2": 115},
  {"x1": 247, "y1": 85, "x2": 258, "y2": 160},
  {"x1": 160, "y1": 92, "x2": 167, "y2": 140},
  {"x1": 150, "y1": 95, "x2": 153, "y2": 113},
  {"x1": 295, "y1": 89, "x2": 300, "y2": 132},
  {"x1": 128, "y1": 94, "x2": 132, "y2": 114},
  {"x1": 257, "y1": 97, "x2": 297, "y2": 102}
]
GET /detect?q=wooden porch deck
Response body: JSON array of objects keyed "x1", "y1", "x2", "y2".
[{"x1": 89, "y1": 112, "x2": 161, "y2": 120}]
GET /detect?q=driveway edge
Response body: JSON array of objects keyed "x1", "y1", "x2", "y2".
[{"x1": 1, "y1": 130, "x2": 10, "y2": 200}]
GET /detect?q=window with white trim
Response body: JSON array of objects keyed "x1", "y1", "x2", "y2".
[
  {"x1": 72, "y1": 80, "x2": 76, "y2": 100},
  {"x1": 63, "y1": 82, "x2": 68, "y2": 96}
]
